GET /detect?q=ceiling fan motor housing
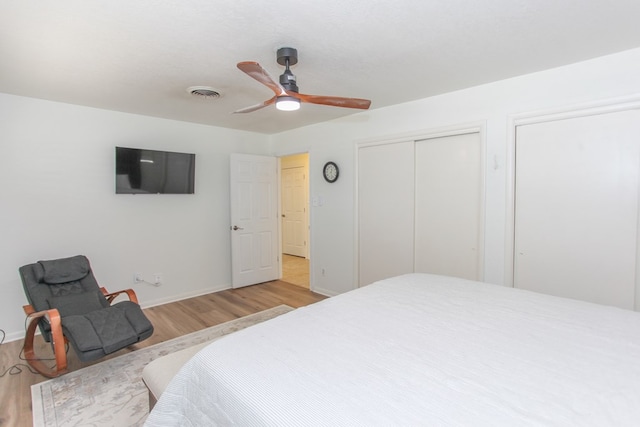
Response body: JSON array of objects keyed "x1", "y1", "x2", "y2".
[
  {"x1": 277, "y1": 47, "x2": 299, "y2": 93},
  {"x1": 280, "y1": 70, "x2": 299, "y2": 93}
]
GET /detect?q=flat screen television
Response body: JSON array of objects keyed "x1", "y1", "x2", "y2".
[{"x1": 115, "y1": 147, "x2": 195, "y2": 194}]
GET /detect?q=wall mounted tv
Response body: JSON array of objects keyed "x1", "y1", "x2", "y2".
[{"x1": 115, "y1": 147, "x2": 195, "y2": 194}]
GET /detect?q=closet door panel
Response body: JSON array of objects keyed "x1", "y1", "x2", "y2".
[
  {"x1": 414, "y1": 133, "x2": 482, "y2": 280},
  {"x1": 514, "y1": 110, "x2": 640, "y2": 309},
  {"x1": 358, "y1": 141, "x2": 414, "y2": 286}
]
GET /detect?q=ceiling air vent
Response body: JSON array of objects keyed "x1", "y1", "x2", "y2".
[{"x1": 187, "y1": 86, "x2": 222, "y2": 99}]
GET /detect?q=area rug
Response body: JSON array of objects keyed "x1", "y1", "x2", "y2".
[{"x1": 31, "y1": 305, "x2": 294, "y2": 427}]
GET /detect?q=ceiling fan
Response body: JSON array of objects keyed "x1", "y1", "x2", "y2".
[{"x1": 234, "y1": 47, "x2": 372, "y2": 113}]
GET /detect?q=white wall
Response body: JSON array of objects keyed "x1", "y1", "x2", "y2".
[
  {"x1": 271, "y1": 47, "x2": 640, "y2": 296},
  {"x1": 0, "y1": 93, "x2": 269, "y2": 341}
]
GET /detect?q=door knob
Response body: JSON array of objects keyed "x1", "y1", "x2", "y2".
[{"x1": 232, "y1": 225, "x2": 244, "y2": 231}]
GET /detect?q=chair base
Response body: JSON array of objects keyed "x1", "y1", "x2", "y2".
[{"x1": 23, "y1": 305, "x2": 68, "y2": 378}]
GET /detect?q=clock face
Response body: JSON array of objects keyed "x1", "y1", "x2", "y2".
[{"x1": 323, "y1": 162, "x2": 339, "y2": 183}]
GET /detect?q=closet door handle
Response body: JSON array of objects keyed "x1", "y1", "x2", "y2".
[{"x1": 232, "y1": 225, "x2": 244, "y2": 231}]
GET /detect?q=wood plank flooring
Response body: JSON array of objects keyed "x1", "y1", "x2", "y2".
[
  {"x1": 0, "y1": 280, "x2": 326, "y2": 427},
  {"x1": 282, "y1": 254, "x2": 310, "y2": 288}
]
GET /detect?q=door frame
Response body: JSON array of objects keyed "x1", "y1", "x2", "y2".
[
  {"x1": 504, "y1": 94, "x2": 640, "y2": 289},
  {"x1": 276, "y1": 151, "x2": 313, "y2": 290},
  {"x1": 280, "y1": 154, "x2": 310, "y2": 259}
]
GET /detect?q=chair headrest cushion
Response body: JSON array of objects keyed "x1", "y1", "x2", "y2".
[{"x1": 38, "y1": 255, "x2": 90, "y2": 284}]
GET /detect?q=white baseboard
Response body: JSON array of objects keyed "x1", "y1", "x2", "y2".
[
  {"x1": 140, "y1": 283, "x2": 231, "y2": 309},
  {"x1": 4, "y1": 329, "x2": 25, "y2": 343},
  {"x1": 310, "y1": 285, "x2": 339, "y2": 297}
]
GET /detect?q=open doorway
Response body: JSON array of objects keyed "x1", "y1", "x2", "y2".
[{"x1": 280, "y1": 153, "x2": 310, "y2": 288}]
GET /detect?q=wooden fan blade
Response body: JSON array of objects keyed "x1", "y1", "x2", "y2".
[
  {"x1": 296, "y1": 93, "x2": 371, "y2": 110},
  {"x1": 237, "y1": 62, "x2": 287, "y2": 96},
  {"x1": 232, "y1": 96, "x2": 277, "y2": 114}
]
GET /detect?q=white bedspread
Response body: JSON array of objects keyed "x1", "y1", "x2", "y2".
[{"x1": 146, "y1": 274, "x2": 640, "y2": 426}]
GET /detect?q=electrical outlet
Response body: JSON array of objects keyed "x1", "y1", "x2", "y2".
[
  {"x1": 153, "y1": 273, "x2": 163, "y2": 285},
  {"x1": 134, "y1": 273, "x2": 143, "y2": 284}
]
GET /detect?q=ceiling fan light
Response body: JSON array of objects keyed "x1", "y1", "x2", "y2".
[{"x1": 276, "y1": 96, "x2": 300, "y2": 111}]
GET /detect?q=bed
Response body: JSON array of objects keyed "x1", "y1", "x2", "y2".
[{"x1": 145, "y1": 273, "x2": 640, "y2": 426}]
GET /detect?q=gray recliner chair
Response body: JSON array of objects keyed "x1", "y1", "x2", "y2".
[{"x1": 19, "y1": 255, "x2": 154, "y2": 377}]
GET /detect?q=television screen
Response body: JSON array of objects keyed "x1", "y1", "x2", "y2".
[{"x1": 115, "y1": 147, "x2": 195, "y2": 194}]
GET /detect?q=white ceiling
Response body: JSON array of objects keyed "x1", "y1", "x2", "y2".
[{"x1": 2, "y1": 1, "x2": 640, "y2": 134}]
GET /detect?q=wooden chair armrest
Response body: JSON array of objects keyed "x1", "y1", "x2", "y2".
[
  {"x1": 100, "y1": 287, "x2": 139, "y2": 304},
  {"x1": 23, "y1": 308, "x2": 68, "y2": 378},
  {"x1": 23, "y1": 304, "x2": 36, "y2": 316}
]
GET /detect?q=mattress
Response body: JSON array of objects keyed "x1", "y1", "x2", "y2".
[{"x1": 145, "y1": 273, "x2": 640, "y2": 426}]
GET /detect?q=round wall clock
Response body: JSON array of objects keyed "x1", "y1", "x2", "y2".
[{"x1": 323, "y1": 161, "x2": 339, "y2": 183}]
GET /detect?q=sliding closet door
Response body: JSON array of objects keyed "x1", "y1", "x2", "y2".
[
  {"x1": 414, "y1": 132, "x2": 483, "y2": 280},
  {"x1": 358, "y1": 141, "x2": 414, "y2": 286},
  {"x1": 514, "y1": 110, "x2": 640, "y2": 309}
]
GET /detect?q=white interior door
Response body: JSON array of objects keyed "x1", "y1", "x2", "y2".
[
  {"x1": 358, "y1": 141, "x2": 415, "y2": 286},
  {"x1": 230, "y1": 153, "x2": 279, "y2": 288},
  {"x1": 514, "y1": 110, "x2": 640, "y2": 309},
  {"x1": 282, "y1": 166, "x2": 307, "y2": 257},
  {"x1": 414, "y1": 132, "x2": 483, "y2": 280}
]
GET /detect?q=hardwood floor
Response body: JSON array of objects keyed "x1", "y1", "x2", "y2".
[
  {"x1": 282, "y1": 254, "x2": 310, "y2": 288},
  {"x1": 0, "y1": 280, "x2": 326, "y2": 427}
]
